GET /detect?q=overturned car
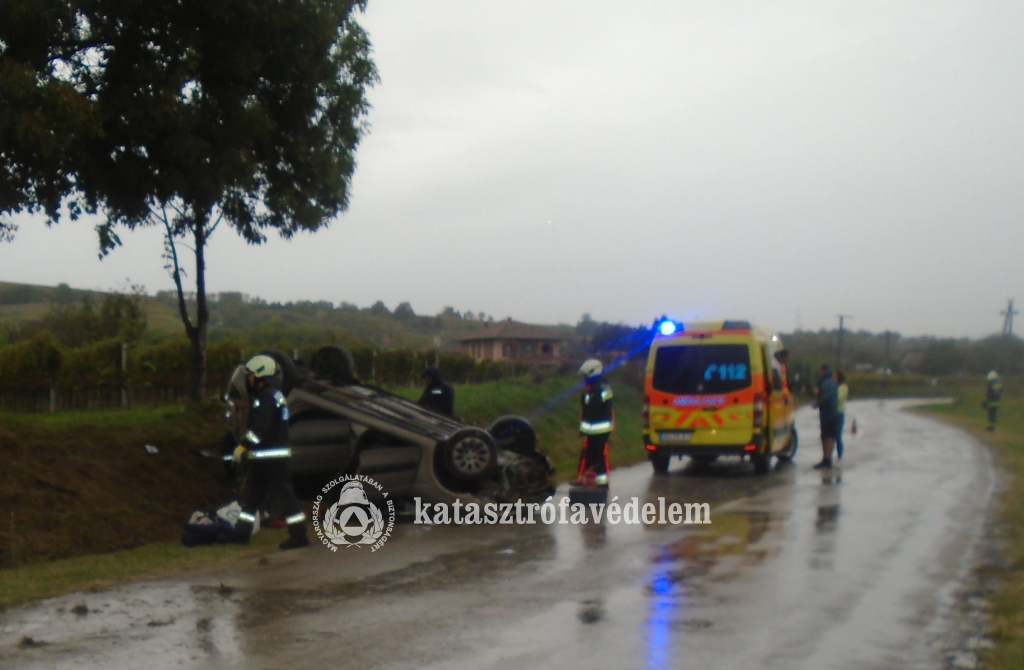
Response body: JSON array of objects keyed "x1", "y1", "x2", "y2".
[{"x1": 222, "y1": 347, "x2": 555, "y2": 506}]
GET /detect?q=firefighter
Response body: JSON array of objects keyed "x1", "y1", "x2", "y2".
[
  {"x1": 984, "y1": 370, "x2": 1003, "y2": 431},
  {"x1": 577, "y1": 359, "x2": 613, "y2": 487},
  {"x1": 417, "y1": 366, "x2": 455, "y2": 416},
  {"x1": 221, "y1": 355, "x2": 310, "y2": 550}
]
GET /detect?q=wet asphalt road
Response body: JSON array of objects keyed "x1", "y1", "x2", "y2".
[{"x1": 0, "y1": 400, "x2": 996, "y2": 670}]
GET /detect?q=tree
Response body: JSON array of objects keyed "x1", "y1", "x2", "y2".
[
  {"x1": 0, "y1": 0, "x2": 377, "y2": 401},
  {"x1": 576, "y1": 313, "x2": 599, "y2": 337},
  {"x1": 394, "y1": 302, "x2": 415, "y2": 319}
]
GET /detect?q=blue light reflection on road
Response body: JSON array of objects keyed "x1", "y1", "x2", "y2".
[{"x1": 647, "y1": 573, "x2": 679, "y2": 670}]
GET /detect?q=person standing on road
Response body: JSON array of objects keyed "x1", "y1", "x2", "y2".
[
  {"x1": 578, "y1": 359, "x2": 614, "y2": 487},
  {"x1": 221, "y1": 355, "x2": 310, "y2": 550},
  {"x1": 835, "y1": 370, "x2": 849, "y2": 459},
  {"x1": 417, "y1": 366, "x2": 455, "y2": 417},
  {"x1": 984, "y1": 370, "x2": 1003, "y2": 431},
  {"x1": 813, "y1": 364, "x2": 839, "y2": 469}
]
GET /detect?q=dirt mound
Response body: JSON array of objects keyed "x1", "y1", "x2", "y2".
[{"x1": 0, "y1": 407, "x2": 235, "y2": 568}]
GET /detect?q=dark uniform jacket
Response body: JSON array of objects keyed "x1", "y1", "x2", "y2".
[
  {"x1": 242, "y1": 384, "x2": 291, "y2": 457},
  {"x1": 816, "y1": 372, "x2": 839, "y2": 420},
  {"x1": 986, "y1": 379, "x2": 1004, "y2": 406},
  {"x1": 418, "y1": 380, "x2": 455, "y2": 417},
  {"x1": 580, "y1": 377, "x2": 614, "y2": 435}
]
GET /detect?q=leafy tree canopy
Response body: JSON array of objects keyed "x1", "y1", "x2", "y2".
[
  {"x1": 1, "y1": 0, "x2": 377, "y2": 244},
  {"x1": 1, "y1": 0, "x2": 378, "y2": 400}
]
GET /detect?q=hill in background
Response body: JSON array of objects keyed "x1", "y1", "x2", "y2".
[
  {"x1": 0, "y1": 281, "x2": 577, "y2": 352},
  {"x1": 2, "y1": 280, "x2": 1020, "y2": 377}
]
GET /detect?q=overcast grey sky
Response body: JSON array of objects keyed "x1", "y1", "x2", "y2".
[{"x1": 3, "y1": 1, "x2": 1023, "y2": 337}]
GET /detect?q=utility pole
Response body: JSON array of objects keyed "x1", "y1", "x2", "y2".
[
  {"x1": 836, "y1": 314, "x2": 854, "y2": 369},
  {"x1": 1001, "y1": 299, "x2": 1018, "y2": 337},
  {"x1": 883, "y1": 330, "x2": 891, "y2": 392}
]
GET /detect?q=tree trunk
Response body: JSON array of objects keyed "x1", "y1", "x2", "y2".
[{"x1": 187, "y1": 218, "x2": 209, "y2": 403}]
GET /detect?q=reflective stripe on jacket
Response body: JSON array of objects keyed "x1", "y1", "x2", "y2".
[
  {"x1": 242, "y1": 385, "x2": 290, "y2": 452},
  {"x1": 580, "y1": 378, "x2": 614, "y2": 434}
]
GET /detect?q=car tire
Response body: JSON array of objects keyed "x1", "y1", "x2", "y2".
[
  {"x1": 443, "y1": 428, "x2": 498, "y2": 481},
  {"x1": 259, "y1": 350, "x2": 297, "y2": 394},
  {"x1": 776, "y1": 426, "x2": 799, "y2": 462},
  {"x1": 310, "y1": 346, "x2": 356, "y2": 385},
  {"x1": 650, "y1": 453, "x2": 671, "y2": 474},
  {"x1": 487, "y1": 415, "x2": 537, "y2": 454}
]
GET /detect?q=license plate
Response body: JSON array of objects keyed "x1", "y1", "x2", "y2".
[{"x1": 659, "y1": 431, "x2": 693, "y2": 443}]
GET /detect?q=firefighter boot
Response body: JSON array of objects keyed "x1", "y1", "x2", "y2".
[{"x1": 279, "y1": 522, "x2": 310, "y2": 551}]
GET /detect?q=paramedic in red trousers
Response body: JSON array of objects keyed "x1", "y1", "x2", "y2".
[
  {"x1": 221, "y1": 355, "x2": 310, "y2": 550},
  {"x1": 578, "y1": 358, "x2": 614, "y2": 487}
]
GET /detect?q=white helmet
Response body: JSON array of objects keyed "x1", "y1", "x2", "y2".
[
  {"x1": 245, "y1": 354, "x2": 278, "y2": 379},
  {"x1": 987, "y1": 370, "x2": 999, "y2": 382},
  {"x1": 579, "y1": 358, "x2": 603, "y2": 378}
]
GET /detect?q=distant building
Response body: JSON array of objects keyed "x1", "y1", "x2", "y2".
[{"x1": 459, "y1": 319, "x2": 563, "y2": 363}]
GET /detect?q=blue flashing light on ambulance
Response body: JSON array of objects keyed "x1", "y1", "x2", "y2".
[{"x1": 643, "y1": 320, "x2": 798, "y2": 474}]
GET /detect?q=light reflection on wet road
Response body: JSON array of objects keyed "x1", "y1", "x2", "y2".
[{"x1": 0, "y1": 400, "x2": 994, "y2": 669}]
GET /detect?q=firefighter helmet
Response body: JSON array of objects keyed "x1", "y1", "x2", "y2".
[
  {"x1": 579, "y1": 359, "x2": 603, "y2": 378},
  {"x1": 245, "y1": 354, "x2": 278, "y2": 379}
]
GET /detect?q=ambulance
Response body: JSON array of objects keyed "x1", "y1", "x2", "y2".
[{"x1": 643, "y1": 320, "x2": 797, "y2": 474}]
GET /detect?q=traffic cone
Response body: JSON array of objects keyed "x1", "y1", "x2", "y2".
[{"x1": 851, "y1": 418, "x2": 857, "y2": 435}]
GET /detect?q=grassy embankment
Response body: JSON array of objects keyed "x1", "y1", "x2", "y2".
[
  {"x1": 392, "y1": 370, "x2": 646, "y2": 475},
  {"x1": 0, "y1": 372, "x2": 644, "y2": 609},
  {"x1": 918, "y1": 379, "x2": 1024, "y2": 670}
]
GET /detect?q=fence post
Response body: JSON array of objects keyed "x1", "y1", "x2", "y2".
[
  {"x1": 49, "y1": 383, "x2": 57, "y2": 413},
  {"x1": 120, "y1": 342, "x2": 129, "y2": 409}
]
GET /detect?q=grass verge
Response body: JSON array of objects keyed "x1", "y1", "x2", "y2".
[
  {"x1": 0, "y1": 529, "x2": 288, "y2": 610},
  {"x1": 918, "y1": 378, "x2": 1024, "y2": 670}
]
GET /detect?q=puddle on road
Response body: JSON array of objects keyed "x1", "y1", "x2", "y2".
[{"x1": 650, "y1": 511, "x2": 786, "y2": 582}]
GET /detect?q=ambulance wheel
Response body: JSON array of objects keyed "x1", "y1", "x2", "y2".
[
  {"x1": 650, "y1": 453, "x2": 671, "y2": 474},
  {"x1": 752, "y1": 451, "x2": 772, "y2": 474},
  {"x1": 443, "y1": 428, "x2": 498, "y2": 481},
  {"x1": 777, "y1": 427, "x2": 799, "y2": 462}
]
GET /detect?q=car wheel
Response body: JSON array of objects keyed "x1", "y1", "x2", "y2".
[
  {"x1": 487, "y1": 415, "x2": 537, "y2": 454},
  {"x1": 259, "y1": 350, "x2": 297, "y2": 394},
  {"x1": 443, "y1": 428, "x2": 498, "y2": 481},
  {"x1": 776, "y1": 426, "x2": 799, "y2": 462},
  {"x1": 650, "y1": 453, "x2": 671, "y2": 474},
  {"x1": 310, "y1": 346, "x2": 356, "y2": 385}
]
